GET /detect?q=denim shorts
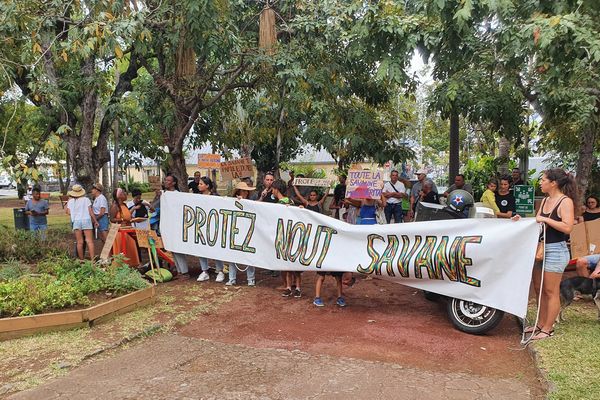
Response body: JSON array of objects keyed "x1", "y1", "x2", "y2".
[
  {"x1": 584, "y1": 254, "x2": 600, "y2": 270},
  {"x1": 97, "y1": 214, "x2": 109, "y2": 231},
  {"x1": 537, "y1": 241, "x2": 570, "y2": 273},
  {"x1": 72, "y1": 219, "x2": 93, "y2": 231}
]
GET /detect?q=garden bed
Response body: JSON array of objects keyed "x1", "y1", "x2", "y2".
[
  {"x1": 0, "y1": 286, "x2": 155, "y2": 340},
  {"x1": 0, "y1": 228, "x2": 154, "y2": 339}
]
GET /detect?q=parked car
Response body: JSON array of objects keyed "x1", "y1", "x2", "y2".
[{"x1": 0, "y1": 175, "x2": 15, "y2": 189}]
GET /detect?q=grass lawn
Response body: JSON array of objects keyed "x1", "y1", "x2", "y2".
[{"x1": 530, "y1": 299, "x2": 600, "y2": 399}]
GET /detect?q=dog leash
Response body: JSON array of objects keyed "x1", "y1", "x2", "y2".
[{"x1": 520, "y1": 223, "x2": 546, "y2": 346}]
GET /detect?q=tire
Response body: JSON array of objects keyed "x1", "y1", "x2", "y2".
[{"x1": 446, "y1": 298, "x2": 504, "y2": 335}]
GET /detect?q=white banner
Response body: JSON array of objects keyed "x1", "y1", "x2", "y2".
[{"x1": 161, "y1": 192, "x2": 539, "y2": 317}]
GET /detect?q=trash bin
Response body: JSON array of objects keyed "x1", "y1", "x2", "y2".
[{"x1": 13, "y1": 208, "x2": 29, "y2": 230}]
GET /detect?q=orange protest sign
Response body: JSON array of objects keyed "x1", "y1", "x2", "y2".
[{"x1": 198, "y1": 154, "x2": 221, "y2": 168}]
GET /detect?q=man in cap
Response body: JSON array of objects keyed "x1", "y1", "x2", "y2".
[{"x1": 408, "y1": 168, "x2": 438, "y2": 220}]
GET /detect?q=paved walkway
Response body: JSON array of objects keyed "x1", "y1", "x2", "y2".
[{"x1": 9, "y1": 333, "x2": 536, "y2": 400}]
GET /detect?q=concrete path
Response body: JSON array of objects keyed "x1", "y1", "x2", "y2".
[{"x1": 9, "y1": 333, "x2": 536, "y2": 400}]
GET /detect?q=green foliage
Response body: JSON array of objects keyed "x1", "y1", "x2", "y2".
[
  {"x1": 119, "y1": 179, "x2": 150, "y2": 194},
  {"x1": 462, "y1": 156, "x2": 499, "y2": 200},
  {"x1": 1, "y1": 256, "x2": 149, "y2": 317},
  {"x1": 0, "y1": 227, "x2": 67, "y2": 263}
]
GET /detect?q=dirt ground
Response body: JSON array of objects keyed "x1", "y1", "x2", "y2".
[{"x1": 3, "y1": 267, "x2": 547, "y2": 399}]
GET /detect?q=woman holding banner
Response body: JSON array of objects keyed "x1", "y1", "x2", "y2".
[
  {"x1": 524, "y1": 169, "x2": 577, "y2": 340},
  {"x1": 226, "y1": 181, "x2": 257, "y2": 286},
  {"x1": 292, "y1": 185, "x2": 327, "y2": 213},
  {"x1": 196, "y1": 177, "x2": 226, "y2": 283}
]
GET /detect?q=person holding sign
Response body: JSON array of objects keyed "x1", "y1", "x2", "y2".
[
  {"x1": 164, "y1": 174, "x2": 190, "y2": 278},
  {"x1": 196, "y1": 176, "x2": 226, "y2": 283},
  {"x1": 495, "y1": 177, "x2": 516, "y2": 219},
  {"x1": 382, "y1": 170, "x2": 407, "y2": 223},
  {"x1": 524, "y1": 169, "x2": 577, "y2": 341}
]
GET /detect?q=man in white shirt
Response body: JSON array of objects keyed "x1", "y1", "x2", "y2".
[{"x1": 382, "y1": 170, "x2": 407, "y2": 223}]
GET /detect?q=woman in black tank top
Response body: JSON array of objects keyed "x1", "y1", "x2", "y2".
[
  {"x1": 292, "y1": 186, "x2": 327, "y2": 214},
  {"x1": 527, "y1": 169, "x2": 578, "y2": 340}
]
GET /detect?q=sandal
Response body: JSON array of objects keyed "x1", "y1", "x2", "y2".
[
  {"x1": 524, "y1": 325, "x2": 541, "y2": 334},
  {"x1": 531, "y1": 330, "x2": 554, "y2": 341}
]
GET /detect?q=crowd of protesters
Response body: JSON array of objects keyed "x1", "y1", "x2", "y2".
[{"x1": 22, "y1": 164, "x2": 598, "y2": 330}]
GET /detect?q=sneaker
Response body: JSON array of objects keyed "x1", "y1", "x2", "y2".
[
  {"x1": 293, "y1": 288, "x2": 301, "y2": 298},
  {"x1": 197, "y1": 271, "x2": 210, "y2": 282},
  {"x1": 336, "y1": 297, "x2": 346, "y2": 307},
  {"x1": 247, "y1": 280, "x2": 255, "y2": 287},
  {"x1": 225, "y1": 280, "x2": 236, "y2": 286},
  {"x1": 282, "y1": 288, "x2": 292, "y2": 297},
  {"x1": 313, "y1": 297, "x2": 324, "y2": 307},
  {"x1": 216, "y1": 271, "x2": 225, "y2": 283}
]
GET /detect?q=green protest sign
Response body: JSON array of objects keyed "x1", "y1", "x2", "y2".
[{"x1": 514, "y1": 185, "x2": 534, "y2": 216}]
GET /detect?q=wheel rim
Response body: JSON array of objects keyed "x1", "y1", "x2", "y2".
[{"x1": 451, "y1": 299, "x2": 497, "y2": 327}]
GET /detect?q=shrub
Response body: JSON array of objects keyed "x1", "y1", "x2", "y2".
[
  {"x1": 0, "y1": 227, "x2": 67, "y2": 263},
  {"x1": 0, "y1": 256, "x2": 150, "y2": 317},
  {"x1": 119, "y1": 179, "x2": 151, "y2": 194}
]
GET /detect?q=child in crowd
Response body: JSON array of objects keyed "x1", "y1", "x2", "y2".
[
  {"x1": 127, "y1": 188, "x2": 155, "y2": 229},
  {"x1": 227, "y1": 181, "x2": 257, "y2": 286},
  {"x1": 272, "y1": 179, "x2": 302, "y2": 297},
  {"x1": 196, "y1": 176, "x2": 226, "y2": 283},
  {"x1": 313, "y1": 272, "x2": 346, "y2": 307},
  {"x1": 480, "y1": 178, "x2": 501, "y2": 215},
  {"x1": 24, "y1": 186, "x2": 49, "y2": 240}
]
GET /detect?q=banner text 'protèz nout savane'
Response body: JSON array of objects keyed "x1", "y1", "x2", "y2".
[
  {"x1": 358, "y1": 234, "x2": 483, "y2": 287},
  {"x1": 181, "y1": 201, "x2": 256, "y2": 254},
  {"x1": 179, "y1": 203, "x2": 482, "y2": 287}
]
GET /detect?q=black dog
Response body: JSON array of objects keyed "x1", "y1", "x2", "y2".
[{"x1": 559, "y1": 277, "x2": 600, "y2": 321}]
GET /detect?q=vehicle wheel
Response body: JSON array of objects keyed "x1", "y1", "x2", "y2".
[
  {"x1": 446, "y1": 298, "x2": 504, "y2": 335},
  {"x1": 423, "y1": 291, "x2": 441, "y2": 302}
]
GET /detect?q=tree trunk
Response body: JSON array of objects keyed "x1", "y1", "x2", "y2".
[
  {"x1": 112, "y1": 119, "x2": 120, "y2": 192},
  {"x1": 497, "y1": 136, "x2": 510, "y2": 176},
  {"x1": 448, "y1": 109, "x2": 460, "y2": 185},
  {"x1": 167, "y1": 149, "x2": 188, "y2": 192},
  {"x1": 575, "y1": 124, "x2": 597, "y2": 198}
]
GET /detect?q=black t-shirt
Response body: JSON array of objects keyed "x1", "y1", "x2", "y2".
[
  {"x1": 495, "y1": 192, "x2": 516, "y2": 213},
  {"x1": 188, "y1": 180, "x2": 200, "y2": 193},
  {"x1": 129, "y1": 202, "x2": 149, "y2": 218},
  {"x1": 260, "y1": 189, "x2": 278, "y2": 203},
  {"x1": 583, "y1": 211, "x2": 600, "y2": 222}
]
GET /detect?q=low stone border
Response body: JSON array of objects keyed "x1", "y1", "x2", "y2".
[{"x1": 0, "y1": 286, "x2": 156, "y2": 341}]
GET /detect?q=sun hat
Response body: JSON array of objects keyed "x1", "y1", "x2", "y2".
[
  {"x1": 235, "y1": 181, "x2": 256, "y2": 191},
  {"x1": 416, "y1": 169, "x2": 428, "y2": 175},
  {"x1": 68, "y1": 184, "x2": 86, "y2": 198}
]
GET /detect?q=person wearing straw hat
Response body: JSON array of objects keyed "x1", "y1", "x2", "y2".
[
  {"x1": 66, "y1": 184, "x2": 98, "y2": 260},
  {"x1": 226, "y1": 181, "x2": 257, "y2": 286}
]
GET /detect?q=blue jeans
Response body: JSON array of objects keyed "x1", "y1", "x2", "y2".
[
  {"x1": 200, "y1": 257, "x2": 224, "y2": 272},
  {"x1": 30, "y1": 222, "x2": 47, "y2": 240},
  {"x1": 384, "y1": 203, "x2": 404, "y2": 223},
  {"x1": 229, "y1": 264, "x2": 255, "y2": 283}
]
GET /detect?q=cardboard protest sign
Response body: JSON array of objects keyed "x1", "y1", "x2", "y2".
[
  {"x1": 100, "y1": 223, "x2": 121, "y2": 260},
  {"x1": 136, "y1": 229, "x2": 164, "y2": 249},
  {"x1": 198, "y1": 154, "x2": 221, "y2": 168},
  {"x1": 570, "y1": 219, "x2": 600, "y2": 259},
  {"x1": 220, "y1": 157, "x2": 254, "y2": 181},
  {"x1": 293, "y1": 177, "x2": 332, "y2": 187},
  {"x1": 148, "y1": 176, "x2": 162, "y2": 191},
  {"x1": 345, "y1": 170, "x2": 384, "y2": 199},
  {"x1": 161, "y1": 192, "x2": 540, "y2": 318}
]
